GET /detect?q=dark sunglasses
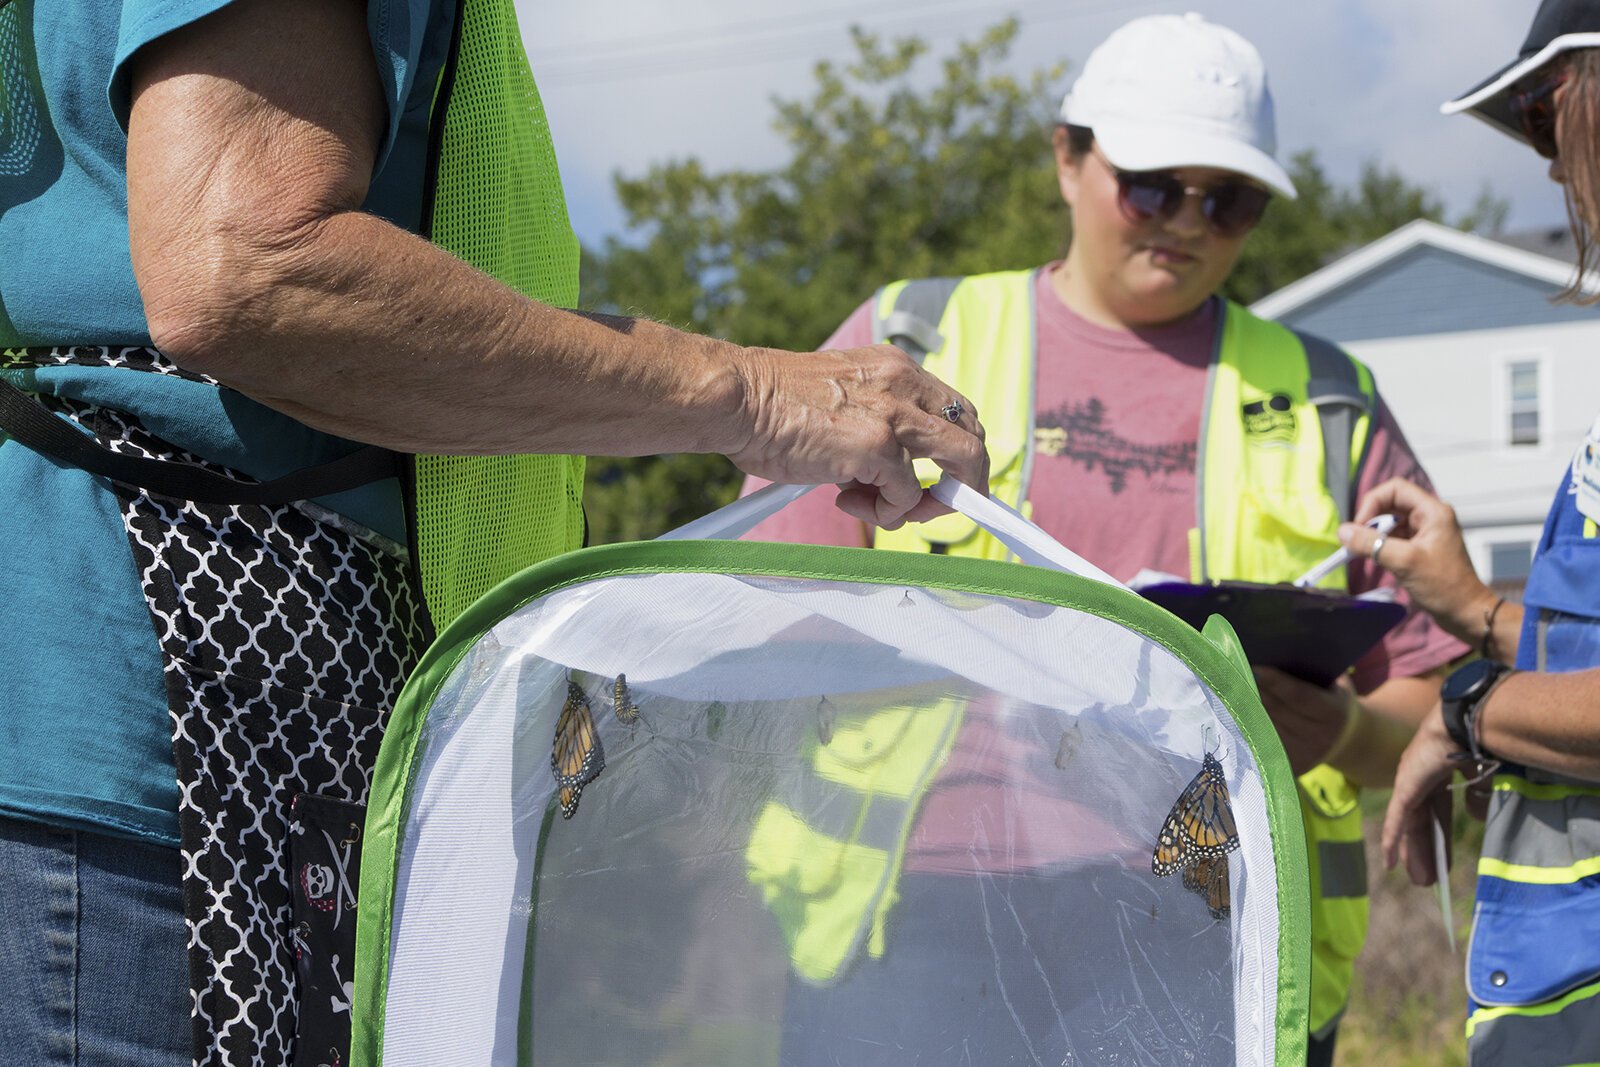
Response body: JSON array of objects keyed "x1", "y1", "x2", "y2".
[
  {"x1": 1509, "y1": 68, "x2": 1570, "y2": 159},
  {"x1": 1101, "y1": 155, "x2": 1272, "y2": 238}
]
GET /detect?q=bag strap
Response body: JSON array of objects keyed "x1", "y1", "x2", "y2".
[
  {"x1": 0, "y1": 375, "x2": 401, "y2": 505},
  {"x1": 660, "y1": 476, "x2": 1124, "y2": 589}
]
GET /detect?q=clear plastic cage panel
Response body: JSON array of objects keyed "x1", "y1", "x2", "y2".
[{"x1": 378, "y1": 570, "x2": 1281, "y2": 1067}]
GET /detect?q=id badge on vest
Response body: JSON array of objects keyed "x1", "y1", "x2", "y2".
[{"x1": 1575, "y1": 414, "x2": 1600, "y2": 525}]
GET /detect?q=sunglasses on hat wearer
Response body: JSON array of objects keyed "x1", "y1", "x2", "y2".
[
  {"x1": 1509, "y1": 66, "x2": 1571, "y2": 158},
  {"x1": 1095, "y1": 150, "x2": 1273, "y2": 238}
]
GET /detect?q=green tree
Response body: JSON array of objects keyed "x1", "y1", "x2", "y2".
[{"x1": 579, "y1": 19, "x2": 1506, "y2": 544}]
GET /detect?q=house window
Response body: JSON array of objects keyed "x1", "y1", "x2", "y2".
[
  {"x1": 1508, "y1": 360, "x2": 1541, "y2": 447},
  {"x1": 1489, "y1": 541, "x2": 1533, "y2": 584}
]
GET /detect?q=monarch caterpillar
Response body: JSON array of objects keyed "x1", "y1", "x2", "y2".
[
  {"x1": 1151, "y1": 752, "x2": 1240, "y2": 877},
  {"x1": 705, "y1": 700, "x2": 727, "y2": 741},
  {"x1": 552, "y1": 680, "x2": 604, "y2": 819},
  {"x1": 816, "y1": 695, "x2": 836, "y2": 746},
  {"x1": 1054, "y1": 724, "x2": 1082, "y2": 770},
  {"x1": 1182, "y1": 854, "x2": 1231, "y2": 920},
  {"x1": 613, "y1": 674, "x2": 640, "y2": 725}
]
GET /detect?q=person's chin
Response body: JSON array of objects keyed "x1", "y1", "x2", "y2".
[{"x1": 1127, "y1": 271, "x2": 1204, "y2": 311}]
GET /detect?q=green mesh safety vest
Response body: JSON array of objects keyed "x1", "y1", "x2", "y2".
[
  {"x1": 870, "y1": 272, "x2": 1378, "y2": 1036},
  {"x1": 415, "y1": 0, "x2": 585, "y2": 628}
]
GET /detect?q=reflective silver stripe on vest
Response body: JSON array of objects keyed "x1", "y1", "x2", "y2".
[
  {"x1": 1481, "y1": 782, "x2": 1600, "y2": 870},
  {"x1": 1317, "y1": 839, "x2": 1369, "y2": 898},
  {"x1": 1297, "y1": 330, "x2": 1372, "y2": 523},
  {"x1": 874, "y1": 276, "x2": 964, "y2": 364},
  {"x1": 1015, "y1": 269, "x2": 1042, "y2": 509},
  {"x1": 1469, "y1": 988, "x2": 1600, "y2": 1067}
]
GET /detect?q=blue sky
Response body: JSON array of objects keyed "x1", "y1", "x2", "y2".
[{"x1": 519, "y1": 0, "x2": 1565, "y2": 253}]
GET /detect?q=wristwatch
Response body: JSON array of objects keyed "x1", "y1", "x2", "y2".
[{"x1": 1440, "y1": 658, "x2": 1514, "y2": 757}]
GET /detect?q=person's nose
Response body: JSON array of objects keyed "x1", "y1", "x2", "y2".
[{"x1": 1165, "y1": 189, "x2": 1208, "y2": 239}]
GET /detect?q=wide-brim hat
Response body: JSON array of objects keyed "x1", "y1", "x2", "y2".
[
  {"x1": 1059, "y1": 12, "x2": 1297, "y2": 199},
  {"x1": 1442, "y1": 0, "x2": 1600, "y2": 142}
]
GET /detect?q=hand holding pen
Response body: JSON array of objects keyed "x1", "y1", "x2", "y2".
[
  {"x1": 1337, "y1": 478, "x2": 1507, "y2": 653},
  {"x1": 1293, "y1": 513, "x2": 1397, "y2": 588}
]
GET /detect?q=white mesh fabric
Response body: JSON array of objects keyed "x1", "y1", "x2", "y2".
[{"x1": 382, "y1": 572, "x2": 1279, "y2": 1066}]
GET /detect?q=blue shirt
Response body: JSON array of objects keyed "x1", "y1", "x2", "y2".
[{"x1": 0, "y1": 0, "x2": 452, "y2": 845}]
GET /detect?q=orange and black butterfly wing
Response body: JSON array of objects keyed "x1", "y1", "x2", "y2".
[
  {"x1": 1152, "y1": 805, "x2": 1190, "y2": 876},
  {"x1": 1152, "y1": 753, "x2": 1241, "y2": 876},
  {"x1": 552, "y1": 681, "x2": 605, "y2": 819},
  {"x1": 1182, "y1": 854, "x2": 1231, "y2": 920}
]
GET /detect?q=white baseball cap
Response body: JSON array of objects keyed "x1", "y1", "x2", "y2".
[{"x1": 1059, "y1": 12, "x2": 1296, "y2": 199}]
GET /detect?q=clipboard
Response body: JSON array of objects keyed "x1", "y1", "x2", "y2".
[{"x1": 1138, "y1": 580, "x2": 1407, "y2": 688}]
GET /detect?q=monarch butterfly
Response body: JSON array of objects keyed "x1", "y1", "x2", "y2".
[
  {"x1": 613, "y1": 674, "x2": 640, "y2": 725},
  {"x1": 552, "y1": 680, "x2": 605, "y2": 819},
  {"x1": 1182, "y1": 854, "x2": 1231, "y2": 920},
  {"x1": 1151, "y1": 752, "x2": 1240, "y2": 877}
]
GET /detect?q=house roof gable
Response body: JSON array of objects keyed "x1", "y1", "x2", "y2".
[{"x1": 1250, "y1": 218, "x2": 1599, "y2": 341}]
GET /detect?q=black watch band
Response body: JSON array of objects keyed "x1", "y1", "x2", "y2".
[
  {"x1": 1441, "y1": 693, "x2": 1475, "y2": 753},
  {"x1": 1440, "y1": 659, "x2": 1513, "y2": 757}
]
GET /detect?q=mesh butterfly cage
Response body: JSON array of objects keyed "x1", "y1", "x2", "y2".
[{"x1": 350, "y1": 479, "x2": 1310, "y2": 1066}]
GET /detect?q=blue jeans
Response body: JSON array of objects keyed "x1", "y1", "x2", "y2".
[{"x1": 0, "y1": 815, "x2": 189, "y2": 1067}]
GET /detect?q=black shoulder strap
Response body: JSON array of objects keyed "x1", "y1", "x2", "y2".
[
  {"x1": 1295, "y1": 329, "x2": 1372, "y2": 522},
  {"x1": 0, "y1": 375, "x2": 400, "y2": 505},
  {"x1": 873, "y1": 277, "x2": 963, "y2": 364}
]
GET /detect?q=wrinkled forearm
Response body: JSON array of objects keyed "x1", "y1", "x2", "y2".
[
  {"x1": 124, "y1": 0, "x2": 753, "y2": 460},
  {"x1": 139, "y1": 207, "x2": 752, "y2": 457},
  {"x1": 1477, "y1": 668, "x2": 1600, "y2": 779}
]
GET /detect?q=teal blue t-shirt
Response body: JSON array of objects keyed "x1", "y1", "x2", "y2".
[{"x1": 0, "y1": 0, "x2": 453, "y2": 845}]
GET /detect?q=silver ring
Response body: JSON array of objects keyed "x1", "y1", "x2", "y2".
[
  {"x1": 941, "y1": 400, "x2": 964, "y2": 423},
  {"x1": 1372, "y1": 535, "x2": 1387, "y2": 565}
]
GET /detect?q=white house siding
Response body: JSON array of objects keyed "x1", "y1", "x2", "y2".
[{"x1": 1343, "y1": 318, "x2": 1600, "y2": 582}]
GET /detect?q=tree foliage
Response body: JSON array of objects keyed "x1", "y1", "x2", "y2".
[{"x1": 578, "y1": 19, "x2": 1507, "y2": 544}]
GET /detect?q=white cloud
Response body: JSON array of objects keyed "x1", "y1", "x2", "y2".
[{"x1": 520, "y1": 0, "x2": 1567, "y2": 248}]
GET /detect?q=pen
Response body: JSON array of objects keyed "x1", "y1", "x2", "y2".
[{"x1": 1291, "y1": 514, "x2": 1397, "y2": 588}]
